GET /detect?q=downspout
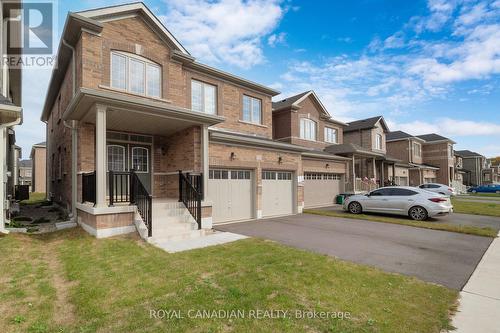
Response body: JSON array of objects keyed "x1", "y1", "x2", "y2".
[{"x1": 61, "y1": 38, "x2": 78, "y2": 220}]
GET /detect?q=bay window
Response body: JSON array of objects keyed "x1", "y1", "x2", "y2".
[
  {"x1": 111, "y1": 51, "x2": 161, "y2": 98},
  {"x1": 300, "y1": 118, "x2": 316, "y2": 141}
]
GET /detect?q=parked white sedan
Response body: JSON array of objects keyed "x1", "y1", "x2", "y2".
[
  {"x1": 418, "y1": 183, "x2": 457, "y2": 196},
  {"x1": 343, "y1": 186, "x2": 453, "y2": 221}
]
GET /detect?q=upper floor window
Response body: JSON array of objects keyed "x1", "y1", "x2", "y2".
[
  {"x1": 242, "y1": 95, "x2": 261, "y2": 124},
  {"x1": 375, "y1": 134, "x2": 383, "y2": 150},
  {"x1": 111, "y1": 51, "x2": 161, "y2": 98},
  {"x1": 448, "y1": 145, "x2": 453, "y2": 158},
  {"x1": 191, "y1": 80, "x2": 216, "y2": 114},
  {"x1": 324, "y1": 127, "x2": 338, "y2": 144},
  {"x1": 300, "y1": 118, "x2": 317, "y2": 141},
  {"x1": 413, "y1": 142, "x2": 421, "y2": 157}
]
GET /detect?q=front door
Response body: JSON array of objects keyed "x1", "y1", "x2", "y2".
[
  {"x1": 130, "y1": 145, "x2": 151, "y2": 193},
  {"x1": 107, "y1": 143, "x2": 151, "y2": 195}
]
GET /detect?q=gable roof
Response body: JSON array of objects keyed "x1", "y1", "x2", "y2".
[
  {"x1": 19, "y1": 160, "x2": 32, "y2": 167},
  {"x1": 386, "y1": 130, "x2": 426, "y2": 142},
  {"x1": 272, "y1": 90, "x2": 346, "y2": 126},
  {"x1": 417, "y1": 133, "x2": 456, "y2": 144},
  {"x1": 455, "y1": 150, "x2": 484, "y2": 158},
  {"x1": 344, "y1": 116, "x2": 389, "y2": 133}
]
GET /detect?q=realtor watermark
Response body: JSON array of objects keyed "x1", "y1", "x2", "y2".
[
  {"x1": 149, "y1": 309, "x2": 351, "y2": 320},
  {"x1": 2, "y1": 0, "x2": 58, "y2": 69}
]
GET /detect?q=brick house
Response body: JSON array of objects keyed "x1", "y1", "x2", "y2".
[
  {"x1": 272, "y1": 91, "x2": 349, "y2": 208},
  {"x1": 416, "y1": 134, "x2": 456, "y2": 187},
  {"x1": 40, "y1": 3, "x2": 348, "y2": 239},
  {"x1": 325, "y1": 116, "x2": 407, "y2": 192},
  {"x1": 456, "y1": 150, "x2": 487, "y2": 186},
  {"x1": 30, "y1": 142, "x2": 47, "y2": 193},
  {"x1": 386, "y1": 131, "x2": 439, "y2": 186}
]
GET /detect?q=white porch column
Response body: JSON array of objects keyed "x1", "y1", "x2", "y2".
[
  {"x1": 0, "y1": 128, "x2": 6, "y2": 232},
  {"x1": 71, "y1": 121, "x2": 78, "y2": 217},
  {"x1": 95, "y1": 104, "x2": 107, "y2": 208},
  {"x1": 201, "y1": 124, "x2": 209, "y2": 200},
  {"x1": 352, "y1": 155, "x2": 356, "y2": 192}
]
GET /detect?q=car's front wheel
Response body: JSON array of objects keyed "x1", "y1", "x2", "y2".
[
  {"x1": 409, "y1": 206, "x2": 428, "y2": 221},
  {"x1": 348, "y1": 202, "x2": 363, "y2": 214}
]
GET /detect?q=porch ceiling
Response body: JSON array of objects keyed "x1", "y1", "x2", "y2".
[{"x1": 64, "y1": 88, "x2": 225, "y2": 136}]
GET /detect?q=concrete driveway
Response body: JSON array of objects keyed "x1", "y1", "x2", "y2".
[{"x1": 216, "y1": 214, "x2": 493, "y2": 290}]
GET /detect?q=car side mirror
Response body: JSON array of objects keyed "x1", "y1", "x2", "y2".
[{"x1": 365, "y1": 193, "x2": 371, "y2": 197}]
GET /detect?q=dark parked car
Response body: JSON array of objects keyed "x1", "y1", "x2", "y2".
[{"x1": 467, "y1": 184, "x2": 500, "y2": 193}]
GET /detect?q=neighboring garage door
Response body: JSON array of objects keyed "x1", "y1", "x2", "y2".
[
  {"x1": 395, "y1": 176, "x2": 409, "y2": 186},
  {"x1": 304, "y1": 173, "x2": 343, "y2": 208},
  {"x1": 262, "y1": 171, "x2": 294, "y2": 217},
  {"x1": 208, "y1": 169, "x2": 253, "y2": 223}
]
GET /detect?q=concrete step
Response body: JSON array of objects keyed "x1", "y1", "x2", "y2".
[{"x1": 149, "y1": 229, "x2": 213, "y2": 244}]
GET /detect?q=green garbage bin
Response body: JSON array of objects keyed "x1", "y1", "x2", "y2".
[{"x1": 336, "y1": 194, "x2": 344, "y2": 205}]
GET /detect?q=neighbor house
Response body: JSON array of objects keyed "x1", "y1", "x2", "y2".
[
  {"x1": 30, "y1": 142, "x2": 47, "y2": 194},
  {"x1": 0, "y1": 1, "x2": 23, "y2": 233},
  {"x1": 19, "y1": 159, "x2": 32, "y2": 190},
  {"x1": 386, "y1": 131, "x2": 439, "y2": 186},
  {"x1": 455, "y1": 150, "x2": 486, "y2": 186},
  {"x1": 416, "y1": 134, "x2": 456, "y2": 187},
  {"x1": 325, "y1": 116, "x2": 407, "y2": 191},
  {"x1": 41, "y1": 3, "x2": 350, "y2": 240},
  {"x1": 272, "y1": 90, "x2": 349, "y2": 208}
]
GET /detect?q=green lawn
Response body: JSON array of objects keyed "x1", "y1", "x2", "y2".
[
  {"x1": 304, "y1": 209, "x2": 497, "y2": 238},
  {"x1": 20, "y1": 192, "x2": 47, "y2": 205},
  {"x1": 468, "y1": 193, "x2": 500, "y2": 198},
  {"x1": 0, "y1": 228, "x2": 458, "y2": 333},
  {"x1": 451, "y1": 199, "x2": 500, "y2": 217}
]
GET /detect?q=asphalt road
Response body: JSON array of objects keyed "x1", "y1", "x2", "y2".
[{"x1": 216, "y1": 214, "x2": 493, "y2": 290}]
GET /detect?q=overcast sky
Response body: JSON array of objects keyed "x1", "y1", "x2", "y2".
[{"x1": 18, "y1": 0, "x2": 500, "y2": 158}]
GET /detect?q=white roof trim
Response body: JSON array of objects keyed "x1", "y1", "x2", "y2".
[
  {"x1": 292, "y1": 91, "x2": 347, "y2": 126},
  {"x1": 77, "y1": 3, "x2": 189, "y2": 55}
]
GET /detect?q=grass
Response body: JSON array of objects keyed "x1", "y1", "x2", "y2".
[
  {"x1": 20, "y1": 192, "x2": 48, "y2": 206},
  {"x1": 451, "y1": 199, "x2": 500, "y2": 217},
  {"x1": 0, "y1": 228, "x2": 458, "y2": 333},
  {"x1": 468, "y1": 193, "x2": 500, "y2": 198},
  {"x1": 304, "y1": 209, "x2": 497, "y2": 238}
]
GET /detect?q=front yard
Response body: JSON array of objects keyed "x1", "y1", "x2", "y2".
[
  {"x1": 451, "y1": 199, "x2": 500, "y2": 217},
  {"x1": 0, "y1": 228, "x2": 458, "y2": 333}
]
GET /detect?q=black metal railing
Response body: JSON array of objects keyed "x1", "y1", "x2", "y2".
[
  {"x1": 178, "y1": 171, "x2": 203, "y2": 230},
  {"x1": 82, "y1": 171, "x2": 96, "y2": 204},
  {"x1": 130, "y1": 170, "x2": 153, "y2": 237},
  {"x1": 108, "y1": 170, "x2": 130, "y2": 206}
]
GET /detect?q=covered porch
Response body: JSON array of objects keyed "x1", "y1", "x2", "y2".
[{"x1": 63, "y1": 88, "x2": 223, "y2": 238}]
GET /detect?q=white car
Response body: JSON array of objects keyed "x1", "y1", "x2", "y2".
[
  {"x1": 418, "y1": 183, "x2": 457, "y2": 196},
  {"x1": 343, "y1": 186, "x2": 453, "y2": 221}
]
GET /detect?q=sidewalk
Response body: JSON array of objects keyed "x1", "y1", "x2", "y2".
[{"x1": 452, "y1": 232, "x2": 500, "y2": 332}]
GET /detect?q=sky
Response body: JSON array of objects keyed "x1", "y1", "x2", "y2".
[{"x1": 18, "y1": 0, "x2": 500, "y2": 159}]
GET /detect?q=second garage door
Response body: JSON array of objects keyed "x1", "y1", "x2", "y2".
[
  {"x1": 304, "y1": 173, "x2": 343, "y2": 208},
  {"x1": 262, "y1": 171, "x2": 294, "y2": 217},
  {"x1": 208, "y1": 169, "x2": 253, "y2": 224}
]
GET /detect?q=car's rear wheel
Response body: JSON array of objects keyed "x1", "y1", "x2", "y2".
[
  {"x1": 348, "y1": 202, "x2": 362, "y2": 214},
  {"x1": 409, "y1": 206, "x2": 428, "y2": 221}
]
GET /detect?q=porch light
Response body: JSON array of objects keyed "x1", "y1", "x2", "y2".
[
  {"x1": 326, "y1": 163, "x2": 330, "y2": 169},
  {"x1": 278, "y1": 156, "x2": 283, "y2": 164},
  {"x1": 230, "y1": 152, "x2": 236, "y2": 160}
]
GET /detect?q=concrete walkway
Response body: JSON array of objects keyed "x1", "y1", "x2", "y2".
[
  {"x1": 452, "y1": 232, "x2": 500, "y2": 332},
  {"x1": 152, "y1": 231, "x2": 247, "y2": 253}
]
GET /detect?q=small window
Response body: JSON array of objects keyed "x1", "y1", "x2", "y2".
[
  {"x1": 262, "y1": 171, "x2": 276, "y2": 180},
  {"x1": 242, "y1": 95, "x2": 262, "y2": 124},
  {"x1": 191, "y1": 80, "x2": 217, "y2": 114},
  {"x1": 300, "y1": 118, "x2": 317, "y2": 141},
  {"x1": 277, "y1": 172, "x2": 292, "y2": 180},
  {"x1": 209, "y1": 169, "x2": 229, "y2": 179},
  {"x1": 324, "y1": 127, "x2": 338, "y2": 144},
  {"x1": 413, "y1": 142, "x2": 421, "y2": 157},
  {"x1": 131, "y1": 147, "x2": 148, "y2": 173},
  {"x1": 375, "y1": 134, "x2": 383, "y2": 150},
  {"x1": 230, "y1": 170, "x2": 251, "y2": 180},
  {"x1": 107, "y1": 145, "x2": 126, "y2": 172}
]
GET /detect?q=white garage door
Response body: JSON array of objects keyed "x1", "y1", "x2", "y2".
[
  {"x1": 304, "y1": 173, "x2": 343, "y2": 208},
  {"x1": 262, "y1": 171, "x2": 294, "y2": 217},
  {"x1": 208, "y1": 169, "x2": 253, "y2": 223}
]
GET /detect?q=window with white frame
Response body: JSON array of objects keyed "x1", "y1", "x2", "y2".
[
  {"x1": 448, "y1": 145, "x2": 453, "y2": 158},
  {"x1": 242, "y1": 95, "x2": 262, "y2": 124},
  {"x1": 300, "y1": 118, "x2": 317, "y2": 141},
  {"x1": 111, "y1": 51, "x2": 161, "y2": 98},
  {"x1": 413, "y1": 142, "x2": 421, "y2": 157},
  {"x1": 107, "y1": 145, "x2": 126, "y2": 172},
  {"x1": 131, "y1": 147, "x2": 148, "y2": 173},
  {"x1": 324, "y1": 127, "x2": 338, "y2": 143},
  {"x1": 191, "y1": 80, "x2": 216, "y2": 114},
  {"x1": 375, "y1": 134, "x2": 383, "y2": 150}
]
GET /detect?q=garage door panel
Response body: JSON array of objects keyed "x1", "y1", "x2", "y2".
[
  {"x1": 209, "y1": 169, "x2": 253, "y2": 223},
  {"x1": 304, "y1": 173, "x2": 343, "y2": 208},
  {"x1": 262, "y1": 171, "x2": 294, "y2": 217}
]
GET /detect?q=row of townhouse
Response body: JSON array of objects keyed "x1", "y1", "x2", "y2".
[
  {"x1": 0, "y1": 1, "x2": 23, "y2": 233},
  {"x1": 455, "y1": 150, "x2": 500, "y2": 186},
  {"x1": 36, "y1": 3, "x2": 488, "y2": 240}
]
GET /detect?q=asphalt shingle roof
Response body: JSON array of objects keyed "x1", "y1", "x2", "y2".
[
  {"x1": 344, "y1": 116, "x2": 385, "y2": 132},
  {"x1": 386, "y1": 130, "x2": 413, "y2": 141},
  {"x1": 19, "y1": 160, "x2": 32, "y2": 167},
  {"x1": 272, "y1": 91, "x2": 311, "y2": 111},
  {"x1": 416, "y1": 133, "x2": 451, "y2": 142},
  {"x1": 455, "y1": 150, "x2": 484, "y2": 158}
]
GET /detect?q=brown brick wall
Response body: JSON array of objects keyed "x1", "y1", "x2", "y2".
[
  {"x1": 302, "y1": 159, "x2": 346, "y2": 173},
  {"x1": 422, "y1": 142, "x2": 454, "y2": 185},
  {"x1": 77, "y1": 209, "x2": 134, "y2": 230},
  {"x1": 387, "y1": 140, "x2": 409, "y2": 162}
]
